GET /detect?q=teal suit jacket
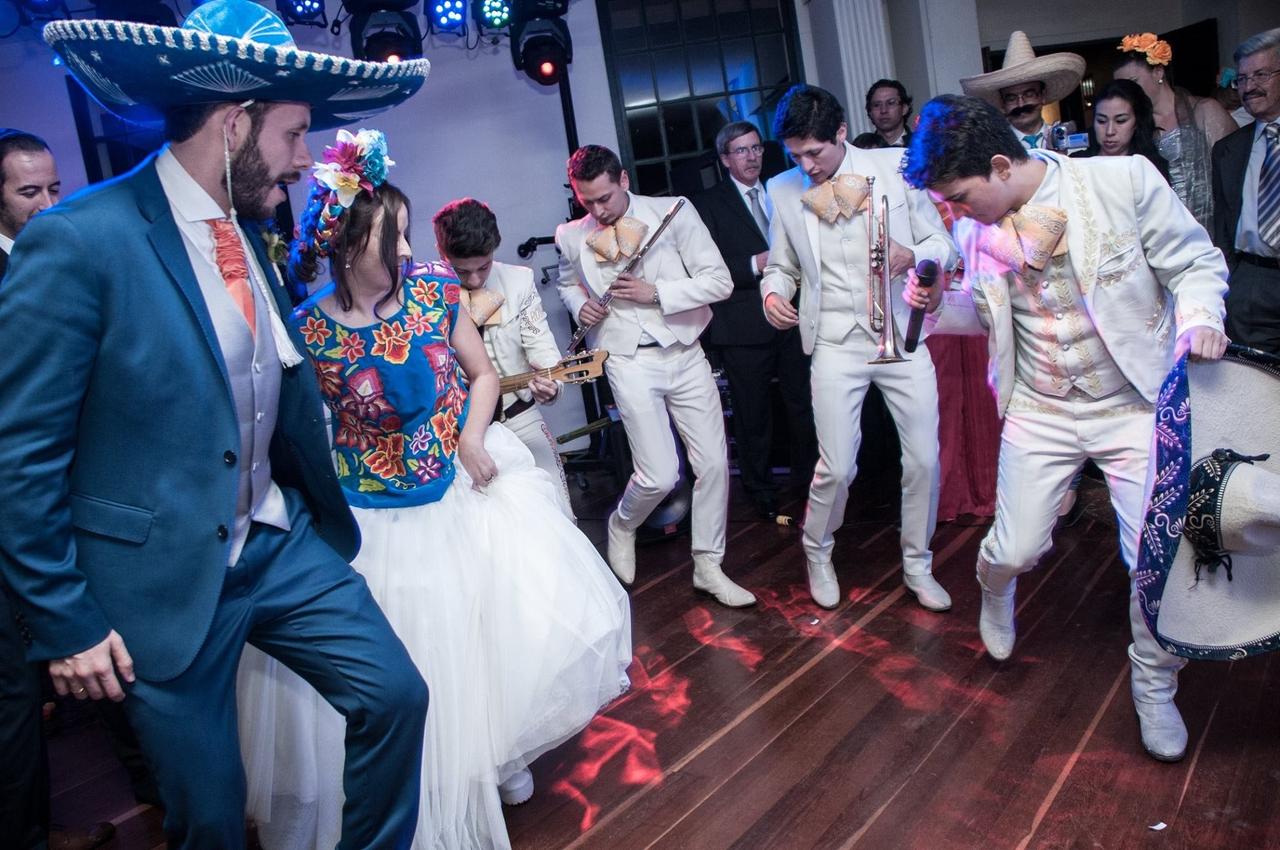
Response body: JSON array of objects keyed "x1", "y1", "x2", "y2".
[{"x1": 0, "y1": 155, "x2": 358, "y2": 681}]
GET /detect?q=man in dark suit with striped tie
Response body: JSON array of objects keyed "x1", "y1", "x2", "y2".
[
  {"x1": 1213, "y1": 28, "x2": 1280, "y2": 353},
  {"x1": 693, "y1": 121, "x2": 817, "y2": 520}
]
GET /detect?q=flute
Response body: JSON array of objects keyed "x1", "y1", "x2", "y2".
[{"x1": 565, "y1": 198, "x2": 686, "y2": 353}]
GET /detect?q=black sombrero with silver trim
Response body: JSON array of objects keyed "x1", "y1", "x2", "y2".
[{"x1": 43, "y1": 0, "x2": 429, "y2": 131}]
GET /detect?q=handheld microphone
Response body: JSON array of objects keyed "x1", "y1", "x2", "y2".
[{"x1": 903, "y1": 259, "x2": 938, "y2": 354}]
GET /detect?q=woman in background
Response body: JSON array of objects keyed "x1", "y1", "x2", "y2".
[
  {"x1": 1073, "y1": 78, "x2": 1171, "y2": 180},
  {"x1": 1113, "y1": 32, "x2": 1236, "y2": 231}
]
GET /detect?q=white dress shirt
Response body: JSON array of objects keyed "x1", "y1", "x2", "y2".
[{"x1": 730, "y1": 174, "x2": 772, "y2": 276}]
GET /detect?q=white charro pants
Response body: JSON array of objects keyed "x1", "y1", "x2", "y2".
[
  {"x1": 978, "y1": 383, "x2": 1187, "y2": 704},
  {"x1": 803, "y1": 331, "x2": 941, "y2": 576},
  {"x1": 604, "y1": 341, "x2": 728, "y2": 563},
  {"x1": 500, "y1": 405, "x2": 574, "y2": 520}
]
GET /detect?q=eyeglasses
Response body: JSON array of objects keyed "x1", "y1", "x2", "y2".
[
  {"x1": 727, "y1": 143, "x2": 765, "y2": 158},
  {"x1": 1234, "y1": 68, "x2": 1280, "y2": 89},
  {"x1": 869, "y1": 99, "x2": 902, "y2": 110},
  {"x1": 1001, "y1": 89, "x2": 1043, "y2": 105}
]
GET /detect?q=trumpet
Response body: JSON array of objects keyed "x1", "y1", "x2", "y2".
[{"x1": 866, "y1": 176, "x2": 906, "y2": 365}]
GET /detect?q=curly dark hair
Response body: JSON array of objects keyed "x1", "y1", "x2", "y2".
[
  {"x1": 433, "y1": 198, "x2": 501, "y2": 259},
  {"x1": 901, "y1": 94, "x2": 1028, "y2": 190},
  {"x1": 567, "y1": 144, "x2": 623, "y2": 184},
  {"x1": 772, "y1": 84, "x2": 845, "y2": 144},
  {"x1": 1077, "y1": 79, "x2": 1171, "y2": 181},
  {"x1": 290, "y1": 180, "x2": 411, "y2": 319}
]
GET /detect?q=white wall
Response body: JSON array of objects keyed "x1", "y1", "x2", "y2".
[{"x1": 0, "y1": 0, "x2": 618, "y2": 444}]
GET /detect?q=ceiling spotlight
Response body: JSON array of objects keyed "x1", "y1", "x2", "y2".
[
  {"x1": 276, "y1": 0, "x2": 325, "y2": 26},
  {"x1": 351, "y1": 8, "x2": 423, "y2": 62},
  {"x1": 511, "y1": 14, "x2": 570, "y2": 86}
]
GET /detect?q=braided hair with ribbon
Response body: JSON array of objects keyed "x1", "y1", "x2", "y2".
[{"x1": 290, "y1": 128, "x2": 410, "y2": 315}]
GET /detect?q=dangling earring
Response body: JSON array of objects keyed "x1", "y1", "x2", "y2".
[{"x1": 222, "y1": 127, "x2": 235, "y2": 221}]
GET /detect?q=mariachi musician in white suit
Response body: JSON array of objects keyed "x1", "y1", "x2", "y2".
[
  {"x1": 433, "y1": 198, "x2": 576, "y2": 517},
  {"x1": 556, "y1": 144, "x2": 755, "y2": 608},
  {"x1": 902, "y1": 94, "x2": 1229, "y2": 762},
  {"x1": 761, "y1": 84, "x2": 956, "y2": 613}
]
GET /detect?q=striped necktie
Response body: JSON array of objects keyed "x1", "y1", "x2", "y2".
[{"x1": 1259, "y1": 123, "x2": 1280, "y2": 251}]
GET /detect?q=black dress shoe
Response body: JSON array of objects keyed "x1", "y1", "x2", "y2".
[
  {"x1": 48, "y1": 822, "x2": 116, "y2": 850},
  {"x1": 751, "y1": 496, "x2": 778, "y2": 520}
]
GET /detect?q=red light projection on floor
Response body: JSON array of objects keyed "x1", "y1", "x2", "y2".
[
  {"x1": 754, "y1": 584, "x2": 1009, "y2": 713},
  {"x1": 550, "y1": 646, "x2": 691, "y2": 831},
  {"x1": 550, "y1": 714, "x2": 659, "y2": 831},
  {"x1": 683, "y1": 606, "x2": 764, "y2": 671}
]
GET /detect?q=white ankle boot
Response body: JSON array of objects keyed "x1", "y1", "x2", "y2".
[
  {"x1": 692, "y1": 557, "x2": 756, "y2": 608},
  {"x1": 806, "y1": 560, "x2": 840, "y2": 609},
  {"x1": 903, "y1": 572, "x2": 951, "y2": 612},
  {"x1": 606, "y1": 511, "x2": 635, "y2": 586},
  {"x1": 976, "y1": 564, "x2": 1017, "y2": 661},
  {"x1": 1134, "y1": 700, "x2": 1187, "y2": 762},
  {"x1": 498, "y1": 767, "x2": 534, "y2": 805}
]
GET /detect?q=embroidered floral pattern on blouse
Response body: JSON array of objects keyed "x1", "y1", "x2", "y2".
[{"x1": 297, "y1": 270, "x2": 470, "y2": 506}]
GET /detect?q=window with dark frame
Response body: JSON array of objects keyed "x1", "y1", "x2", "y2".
[{"x1": 596, "y1": 0, "x2": 804, "y2": 199}]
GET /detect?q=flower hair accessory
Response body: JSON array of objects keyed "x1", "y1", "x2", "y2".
[
  {"x1": 1119, "y1": 33, "x2": 1172, "y2": 67},
  {"x1": 303, "y1": 128, "x2": 395, "y2": 258}
]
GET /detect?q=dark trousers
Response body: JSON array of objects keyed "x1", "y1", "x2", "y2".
[
  {"x1": 122, "y1": 490, "x2": 428, "y2": 850},
  {"x1": 716, "y1": 327, "x2": 818, "y2": 501},
  {"x1": 1, "y1": 588, "x2": 47, "y2": 850},
  {"x1": 1225, "y1": 260, "x2": 1280, "y2": 354}
]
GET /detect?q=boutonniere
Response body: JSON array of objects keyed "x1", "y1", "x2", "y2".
[{"x1": 262, "y1": 227, "x2": 288, "y2": 267}]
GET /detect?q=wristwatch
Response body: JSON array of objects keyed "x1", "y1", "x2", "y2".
[{"x1": 651, "y1": 286, "x2": 661, "y2": 305}]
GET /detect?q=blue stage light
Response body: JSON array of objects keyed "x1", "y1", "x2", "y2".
[
  {"x1": 429, "y1": 0, "x2": 464, "y2": 32},
  {"x1": 276, "y1": 0, "x2": 325, "y2": 26}
]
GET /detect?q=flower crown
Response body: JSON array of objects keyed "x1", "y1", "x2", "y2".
[
  {"x1": 1118, "y1": 33, "x2": 1172, "y2": 67},
  {"x1": 302, "y1": 128, "x2": 396, "y2": 259}
]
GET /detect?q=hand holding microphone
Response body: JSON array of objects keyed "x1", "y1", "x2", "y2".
[{"x1": 903, "y1": 259, "x2": 939, "y2": 354}]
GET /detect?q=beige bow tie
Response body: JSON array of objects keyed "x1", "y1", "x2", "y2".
[
  {"x1": 801, "y1": 174, "x2": 870, "y2": 224},
  {"x1": 987, "y1": 204, "x2": 1069, "y2": 271},
  {"x1": 458, "y1": 287, "x2": 504, "y2": 327},
  {"x1": 586, "y1": 216, "x2": 649, "y2": 263}
]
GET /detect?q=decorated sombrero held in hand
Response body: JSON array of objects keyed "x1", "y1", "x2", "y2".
[
  {"x1": 43, "y1": 0, "x2": 429, "y2": 131},
  {"x1": 1136, "y1": 346, "x2": 1280, "y2": 660}
]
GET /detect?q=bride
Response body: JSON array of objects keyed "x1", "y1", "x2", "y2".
[{"x1": 236, "y1": 129, "x2": 632, "y2": 850}]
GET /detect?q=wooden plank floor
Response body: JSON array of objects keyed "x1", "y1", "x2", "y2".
[{"x1": 47, "y1": 476, "x2": 1280, "y2": 849}]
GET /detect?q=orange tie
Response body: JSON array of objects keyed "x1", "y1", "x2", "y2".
[{"x1": 208, "y1": 219, "x2": 257, "y2": 336}]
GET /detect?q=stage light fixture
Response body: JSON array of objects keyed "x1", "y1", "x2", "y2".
[
  {"x1": 93, "y1": 1, "x2": 176, "y2": 26},
  {"x1": 510, "y1": 13, "x2": 570, "y2": 86},
  {"x1": 276, "y1": 0, "x2": 325, "y2": 26},
  {"x1": 20, "y1": 0, "x2": 63, "y2": 18},
  {"x1": 427, "y1": 0, "x2": 464, "y2": 32},
  {"x1": 475, "y1": 0, "x2": 510, "y2": 30},
  {"x1": 351, "y1": 8, "x2": 423, "y2": 62}
]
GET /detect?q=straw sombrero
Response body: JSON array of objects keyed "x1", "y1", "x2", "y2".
[
  {"x1": 43, "y1": 0, "x2": 429, "y2": 131},
  {"x1": 960, "y1": 31, "x2": 1085, "y2": 109},
  {"x1": 1135, "y1": 346, "x2": 1280, "y2": 660}
]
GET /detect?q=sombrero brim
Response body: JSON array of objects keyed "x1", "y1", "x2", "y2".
[
  {"x1": 44, "y1": 18, "x2": 429, "y2": 132},
  {"x1": 1135, "y1": 346, "x2": 1280, "y2": 660},
  {"x1": 960, "y1": 55, "x2": 1085, "y2": 109}
]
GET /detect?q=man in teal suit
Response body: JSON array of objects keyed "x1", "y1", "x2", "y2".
[{"x1": 0, "y1": 2, "x2": 434, "y2": 847}]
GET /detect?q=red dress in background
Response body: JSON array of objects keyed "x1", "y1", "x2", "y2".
[{"x1": 929, "y1": 203, "x2": 1002, "y2": 521}]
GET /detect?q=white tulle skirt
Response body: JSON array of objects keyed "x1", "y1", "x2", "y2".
[{"x1": 236, "y1": 424, "x2": 633, "y2": 850}]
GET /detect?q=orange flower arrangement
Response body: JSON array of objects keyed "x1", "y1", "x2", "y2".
[{"x1": 1119, "y1": 32, "x2": 1172, "y2": 66}]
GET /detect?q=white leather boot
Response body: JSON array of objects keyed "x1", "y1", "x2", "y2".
[
  {"x1": 806, "y1": 560, "x2": 840, "y2": 609},
  {"x1": 903, "y1": 571, "x2": 952, "y2": 612},
  {"x1": 606, "y1": 510, "x2": 636, "y2": 586},
  {"x1": 692, "y1": 556, "x2": 756, "y2": 608},
  {"x1": 976, "y1": 557, "x2": 1017, "y2": 661}
]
